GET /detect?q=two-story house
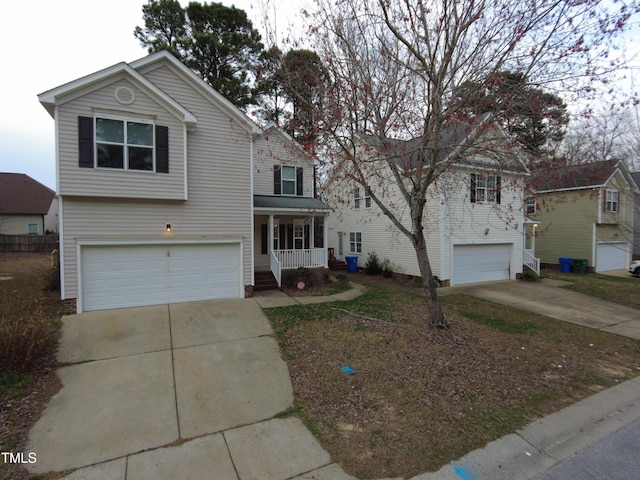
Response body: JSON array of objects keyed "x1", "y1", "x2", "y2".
[
  {"x1": 326, "y1": 120, "x2": 531, "y2": 286},
  {"x1": 38, "y1": 51, "x2": 329, "y2": 313},
  {"x1": 530, "y1": 159, "x2": 638, "y2": 272}
]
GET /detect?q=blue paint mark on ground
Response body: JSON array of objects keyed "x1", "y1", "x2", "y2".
[{"x1": 453, "y1": 465, "x2": 476, "y2": 480}]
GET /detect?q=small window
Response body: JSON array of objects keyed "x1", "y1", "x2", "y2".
[
  {"x1": 27, "y1": 223, "x2": 39, "y2": 235},
  {"x1": 350, "y1": 232, "x2": 362, "y2": 253},
  {"x1": 606, "y1": 189, "x2": 619, "y2": 213},
  {"x1": 471, "y1": 174, "x2": 501, "y2": 204},
  {"x1": 354, "y1": 188, "x2": 361, "y2": 209},
  {"x1": 526, "y1": 196, "x2": 536, "y2": 215},
  {"x1": 365, "y1": 190, "x2": 371, "y2": 208}
]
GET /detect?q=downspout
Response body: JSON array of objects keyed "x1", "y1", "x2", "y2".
[{"x1": 250, "y1": 136, "x2": 255, "y2": 288}]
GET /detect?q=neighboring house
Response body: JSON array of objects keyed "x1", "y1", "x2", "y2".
[
  {"x1": 530, "y1": 160, "x2": 639, "y2": 272},
  {"x1": 38, "y1": 51, "x2": 329, "y2": 313},
  {"x1": 326, "y1": 119, "x2": 531, "y2": 286},
  {"x1": 632, "y1": 171, "x2": 640, "y2": 259},
  {"x1": 0, "y1": 173, "x2": 57, "y2": 235}
]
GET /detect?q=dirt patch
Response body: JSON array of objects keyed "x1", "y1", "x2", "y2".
[
  {"x1": 0, "y1": 252, "x2": 63, "y2": 480},
  {"x1": 267, "y1": 285, "x2": 640, "y2": 479}
]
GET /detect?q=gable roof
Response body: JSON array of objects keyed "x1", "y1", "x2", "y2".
[
  {"x1": 531, "y1": 159, "x2": 637, "y2": 193},
  {"x1": 632, "y1": 171, "x2": 640, "y2": 191},
  {"x1": 0, "y1": 173, "x2": 55, "y2": 215},
  {"x1": 360, "y1": 114, "x2": 529, "y2": 175}
]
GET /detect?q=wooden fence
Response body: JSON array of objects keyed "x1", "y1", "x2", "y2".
[{"x1": 0, "y1": 234, "x2": 59, "y2": 252}]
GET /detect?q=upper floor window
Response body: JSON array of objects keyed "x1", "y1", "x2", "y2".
[
  {"x1": 273, "y1": 165, "x2": 303, "y2": 196},
  {"x1": 365, "y1": 189, "x2": 371, "y2": 208},
  {"x1": 606, "y1": 189, "x2": 619, "y2": 213},
  {"x1": 470, "y1": 173, "x2": 501, "y2": 204},
  {"x1": 78, "y1": 116, "x2": 169, "y2": 173},
  {"x1": 526, "y1": 196, "x2": 536, "y2": 215},
  {"x1": 354, "y1": 188, "x2": 361, "y2": 209},
  {"x1": 96, "y1": 118, "x2": 154, "y2": 171}
]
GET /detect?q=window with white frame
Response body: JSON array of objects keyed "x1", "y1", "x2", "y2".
[
  {"x1": 471, "y1": 173, "x2": 501, "y2": 204},
  {"x1": 281, "y1": 166, "x2": 297, "y2": 195},
  {"x1": 350, "y1": 232, "x2": 362, "y2": 253},
  {"x1": 95, "y1": 117, "x2": 155, "y2": 171},
  {"x1": 354, "y1": 188, "x2": 361, "y2": 209},
  {"x1": 27, "y1": 223, "x2": 39, "y2": 235},
  {"x1": 606, "y1": 189, "x2": 619, "y2": 212},
  {"x1": 365, "y1": 189, "x2": 371, "y2": 208},
  {"x1": 526, "y1": 196, "x2": 536, "y2": 215}
]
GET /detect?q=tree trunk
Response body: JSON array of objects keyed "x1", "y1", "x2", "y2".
[{"x1": 412, "y1": 232, "x2": 449, "y2": 328}]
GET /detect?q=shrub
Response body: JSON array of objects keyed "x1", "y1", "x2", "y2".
[
  {"x1": 336, "y1": 273, "x2": 348, "y2": 283},
  {"x1": 365, "y1": 251, "x2": 383, "y2": 275},
  {"x1": 520, "y1": 269, "x2": 540, "y2": 282},
  {"x1": 381, "y1": 258, "x2": 394, "y2": 278},
  {"x1": 281, "y1": 267, "x2": 329, "y2": 289}
]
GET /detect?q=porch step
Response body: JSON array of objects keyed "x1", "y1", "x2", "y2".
[
  {"x1": 330, "y1": 260, "x2": 347, "y2": 271},
  {"x1": 254, "y1": 271, "x2": 279, "y2": 291}
]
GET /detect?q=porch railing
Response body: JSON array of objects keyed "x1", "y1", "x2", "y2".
[
  {"x1": 270, "y1": 251, "x2": 282, "y2": 287},
  {"x1": 276, "y1": 248, "x2": 327, "y2": 270},
  {"x1": 523, "y1": 249, "x2": 540, "y2": 276}
]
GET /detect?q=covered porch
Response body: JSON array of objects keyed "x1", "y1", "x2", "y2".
[{"x1": 254, "y1": 195, "x2": 332, "y2": 287}]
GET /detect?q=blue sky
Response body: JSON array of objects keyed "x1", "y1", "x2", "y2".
[{"x1": 0, "y1": 0, "x2": 299, "y2": 190}]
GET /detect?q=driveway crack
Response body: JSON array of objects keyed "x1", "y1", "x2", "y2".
[{"x1": 168, "y1": 304, "x2": 182, "y2": 439}]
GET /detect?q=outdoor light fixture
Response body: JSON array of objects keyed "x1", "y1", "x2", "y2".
[
  {"x1": 484, "y1": 228, "x2": 490, "y2": 236},
  {"x1": 166, "y1": 224, "x2": 172, "y2": 233}
]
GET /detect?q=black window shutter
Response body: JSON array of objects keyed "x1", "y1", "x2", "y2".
[
  {"x1": 496, "y1": 176, "x2": 501, "y2": 204},
  {"x1": 261, "y1": 224, "x2": 268, "y2": 254},
  {"x1": 287, "y1": 224, "x2": 294, "y2": 249},
  {"x1": 296, "y1": 167, "x2": 303, "y2": 196},
  {"x1": 304, "y1": 224, "x2": 310, "y2": 249},
  {"x1": 78, "y1": 116, "x2": 94, "y2": 168},
  {"x1": 470, "y1": 174, "x2": 477, "y2": 203},
  {"x1": 274, "y1": 166, "x2": 281, "y2": 195},
  {"x1": 156, "y1": 126, "x2": 169, "y2": 173},
  {"x1": 279, "y1": 224, "x2": 286, "y2": 249}
]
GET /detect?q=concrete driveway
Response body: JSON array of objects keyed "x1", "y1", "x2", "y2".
[
  {"x1": 26, "y1": 298, "x2": 356, "y2": 480},
  {"x1": 440, "y1": 278, "x2": 640, "y2": 339}
]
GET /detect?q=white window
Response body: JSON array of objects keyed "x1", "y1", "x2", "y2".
[
  {"x1": 350, "y1": 232, "x2": 362, "y2": 253},
  {"x1": 281, "y1": 166, "x2": 297, "y2": 195},
  {"x1": 273, "y1": 222, "x2": 280, "y2": 250},
  {"x1": 606, "y1": 189, "x2": 619, "y2": 213},
  {"x1": 95, "y1": 117, "x2": 154, "y2": 171},
  {"x1": 365, "y1": 190, "x2": 371, "y2": 208},
  {"x1": 27, "y1": 223, "x2": 39, "y2": 235},
  {"x1": 471, "y1": 174, "x2": 501, "y2": 204},
  {"x1": 354, "y1": 188, "x2": 361, "y2": 209},
  {"x1": 526, "y1": 196, "x2": 536, "y2": 215}
]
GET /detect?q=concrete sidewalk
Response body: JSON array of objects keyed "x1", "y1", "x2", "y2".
[{"x1": 25, "y1": 298, "x2": 358, "y2": 479}]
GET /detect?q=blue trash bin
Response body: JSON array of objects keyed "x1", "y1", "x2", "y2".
[
  {"x1": 559, "y1": 257, "x2": 573, "y2": 273},
  {"x1": 345, "y1": 256, "x2": 359, "y2": 273}
]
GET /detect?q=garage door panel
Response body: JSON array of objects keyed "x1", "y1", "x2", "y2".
[
  {"x1": 596, "y1": 242, "x2": 629, "y2": 272},
  {"x1": 82, "y1": 243, "x2": 240, "y2": 311},
  {"x1": 452, "y1": 244, "x2": 511, "y2": 285}
]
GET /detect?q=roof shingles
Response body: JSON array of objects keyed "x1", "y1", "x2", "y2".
[{"x1": 0, "y1": 173, "x2": 55, "y2": 215}]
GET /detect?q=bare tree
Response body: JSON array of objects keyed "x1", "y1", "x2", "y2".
[{"x1": 303, "y1": 0, "x2": 638, "y2": 327}]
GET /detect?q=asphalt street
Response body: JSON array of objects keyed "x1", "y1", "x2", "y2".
[{"x1": 538, "y1": 417, "x2": 640, "y2": 480}]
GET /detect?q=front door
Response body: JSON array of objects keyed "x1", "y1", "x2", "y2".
[{"x1": 293, "y1": 219, "x2": 305, "y2": 250}]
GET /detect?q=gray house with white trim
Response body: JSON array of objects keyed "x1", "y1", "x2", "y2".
[{"x1": 39, "y1": 51, "x2": 329, "y2": 313}]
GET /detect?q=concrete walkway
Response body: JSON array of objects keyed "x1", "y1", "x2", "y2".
[{"x1": 25, "y1": 298, "x2": 360, "y2": 480}]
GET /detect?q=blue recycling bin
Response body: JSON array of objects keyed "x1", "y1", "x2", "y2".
[
  {"x1": 345, "y1": 256, "x2": 359, "y2": 273},
  {"x1": 559, "y1": 257, "x2": 573, "y2": 273}
]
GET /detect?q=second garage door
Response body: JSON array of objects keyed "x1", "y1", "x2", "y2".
[
  {"x1": 452, "y1": 243, "x2": 511, "y2": 285},
  {"x1": 596, "y1": 242, "x2": 629, "y2": 272},
  {"x1": 81, "y1": 243, "x2": 241, "y2": 311}
]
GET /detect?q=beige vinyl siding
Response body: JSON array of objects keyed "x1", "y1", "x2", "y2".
[
  {"x1": 59, "y1": 63, "x2": 253, "y2": 299},
  {"x1": 56, "y1": 77, "x2": 187, "y2": 200},
  {"x1": 535, "y1": 189, "x2": 597, "y2": 265},
  {"x1": 601, "y1": 172, "x2": 634, "y2": 241},
  {"x1": 253, "y1": 132, "x2": 314, "y2": 197},
  {"x1": 0, "y1": 215, "x2": 43, "y2": 235}
]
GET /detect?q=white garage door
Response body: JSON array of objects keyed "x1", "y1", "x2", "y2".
[
  {"x1": 596, "y1": 242, "x2": 629, "y2": 272},
  {"x1": 452, "y1": 244, "x2": 511, "y2": 285},
  {"x1": 81, "y1": 243, "x2": 241, "y2": 311}
]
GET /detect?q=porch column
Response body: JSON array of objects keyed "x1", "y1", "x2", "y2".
[
  {"x1": 323, "y1": 215, "x2": 329, "y2": 267},
  {"x1": 310, "y1": 215, "x2": 315, "y2": 248},
  {"x1": 268, "y1": 214, "x2": 274, "y2": 255}
]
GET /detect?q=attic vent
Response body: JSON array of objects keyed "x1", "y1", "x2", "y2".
[{"x1": 115, "y1": 86, "x2": 135, "y2": 105}]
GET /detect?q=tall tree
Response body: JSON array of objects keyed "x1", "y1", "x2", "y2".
[
  {"x1": 134, "y1": 0, "x2": 264, "y2": 108},
  {"x1": 306, "y1": 0, "x2": 638, "y2": 327}
]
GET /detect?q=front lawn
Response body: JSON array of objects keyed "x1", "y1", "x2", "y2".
[
  {"x1": 264, "y1": 285, "x2": 640, "y2": 479},
  {"x1": 543, "y1": 269, "x2": 640, "y2": 310}
]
